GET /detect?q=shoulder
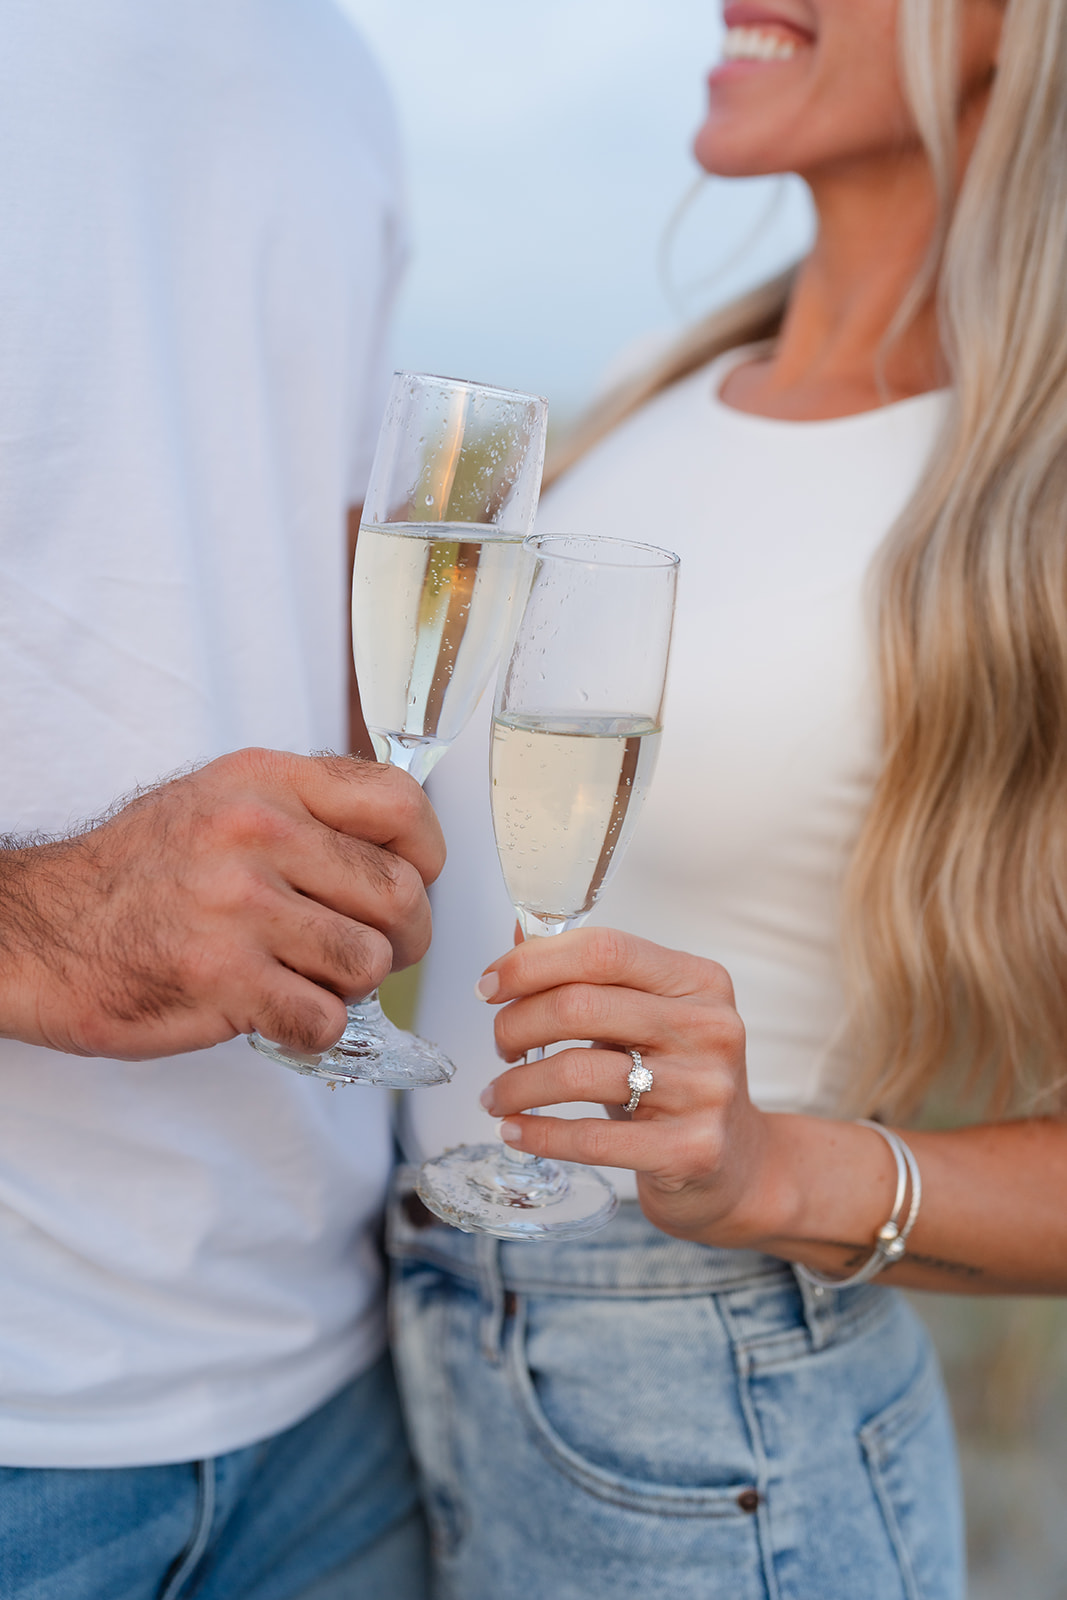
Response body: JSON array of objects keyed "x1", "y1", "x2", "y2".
[{"x1": 256, "y1": 3, "x2": 402, "y2": 183}]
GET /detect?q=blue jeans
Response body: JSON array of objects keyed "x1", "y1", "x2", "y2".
[
  {"x1": 388, "y1": 1180, "x2": 964, "y2": 1600},
  {"x1": 0, "y1": 1352, "x2": 429, "y2": 1600}
]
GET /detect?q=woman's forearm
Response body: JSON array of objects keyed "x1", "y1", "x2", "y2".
[{"x1": 741, "y1": 1114, "x2": 1067, "y2": 1295}]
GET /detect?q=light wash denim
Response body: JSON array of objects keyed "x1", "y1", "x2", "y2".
[
  {"x1": 388, "y1": 1178, "x2": 964, "y2": 1600},
  {"x1": 0, "y1": 1352, "x2": 428, "y2": 1600}
]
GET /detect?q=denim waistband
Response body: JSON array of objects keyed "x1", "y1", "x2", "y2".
[
  {"x1": 387, "y1": 1169, "x2": 785, "y2": 1296},
  {"x1": 387, "y1": 1169, "x2": 892, "y2": 1368},
  {"x1": 386, "y1": 1165, "x2": 892, "y2": 1368}
]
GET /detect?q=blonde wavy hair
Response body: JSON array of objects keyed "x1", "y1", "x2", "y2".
[{"x1": 549, "y1": 0, "x2": 1067, "y2": 1119}]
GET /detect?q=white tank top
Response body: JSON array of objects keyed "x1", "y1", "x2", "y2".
[{"x1": 407, "y1": 350, "x2": 950, "y2": 1197}]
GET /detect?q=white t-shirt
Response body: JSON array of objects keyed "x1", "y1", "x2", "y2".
[
  {"x1": 0, "y1": 0, "x2": 404, "y2": 1466},
  {"x1": 408, "y1": 351, "x2": 950, "y2": 1198}
]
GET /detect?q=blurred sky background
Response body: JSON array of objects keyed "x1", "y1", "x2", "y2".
[{"x1": 338, "y1": 0, "x2": 814, "y2": 420}]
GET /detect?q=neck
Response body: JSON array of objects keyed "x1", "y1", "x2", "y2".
[
  {"x1": 722, "y1": 84, "x2": 994, "y2": 422},
  {"x1": 725, "y1": 149, "x2": 944, "y2": 420}
]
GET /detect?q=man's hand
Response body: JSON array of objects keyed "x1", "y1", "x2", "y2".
[{"x1": 0, "y1": 749, "x2": 445, "y2": 1061}]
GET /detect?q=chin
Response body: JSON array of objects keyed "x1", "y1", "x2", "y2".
[{"x1": 692, "y1": 121, "x2": 787, "y2": 180}]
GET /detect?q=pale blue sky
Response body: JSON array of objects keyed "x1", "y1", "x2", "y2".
[{"x1": 339, "y1": 0, "x2": 812, "y2": 417}]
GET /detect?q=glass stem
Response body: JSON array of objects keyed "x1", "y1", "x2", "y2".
[
  {"x1": 344, "y1": 736, "x2": 444, "y2": 1020},
  {"x1": 498, "y1": 909, "x2": 584, "y2": 1172},
  {"x1": 373, "y1": 731, "x2": 449, "y2": 787},
  {"x1": 497, "y1": 1043, "x2": 544, "y2": 1173}
]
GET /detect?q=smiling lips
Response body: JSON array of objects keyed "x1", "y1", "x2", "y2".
[
  {"x1": 719, "y1": 3, "x2": 813, "y2": 65},
  {"x1": 722, "y1": 25, "x2": 801, "y2": 61}
]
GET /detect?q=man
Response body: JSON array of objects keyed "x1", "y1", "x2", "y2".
[{"x1": 0, "y1": 1, "x2": 433, "y2": 1593}]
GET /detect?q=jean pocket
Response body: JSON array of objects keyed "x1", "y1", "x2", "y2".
[
  {"x1": 859, "y1": 1345, "x2": 965, "y2": 1600},
  {"x1": 506, "y1": 1292, "x2": 762, "y2": 1518}
]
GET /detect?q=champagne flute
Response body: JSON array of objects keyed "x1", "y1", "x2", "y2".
[
  {"x1": 250, "y1": 372, "x2": 547, "y2": 1089},
  {"x1": 416, "y1": 533, "x2": 679, "y2": 1238}
]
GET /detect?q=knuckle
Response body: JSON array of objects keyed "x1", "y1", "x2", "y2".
[
  {"x1": 585, "y1": 926, "x2": 629, "y2": 982},
  {"x1": 561, "y1": 1049, "x2": 600, "y2": 1100},
  {"x1": 334, "y1": 833, "x2": 390, "y2": 894},
  {"x1": 361, "y1": 761, "x2": 426, "y2": 824},
  {"x1": 508, "y1": 943, "x2": 538, "y2": 990},
  {"x1": 493, "y1": 1012, "x2": 517, "y2": 1058},
  {"x1": 557, "y1": 983, "x2": 606, "y2": 1037},
  {"x1": 312, "y1": 751, "x2": 369, "y2": 782},
  {"x1": 222, "y1": 746, "x2": 287, "y2": 787},
  {"x1": 702, "y1": 959, "x2": 736, "y2": 1005},
  {"x1": 232, "y1": 872, "x2": 283, "y2": 924},
  {"x1": 213, "y1": 798, "x2": 292, "y2": 852},
  {"x1": 74, "y1": 1010, "x2": 125, "y2": 1058},
  {"x1": 258, "y1": 992, "x2": 345, "y2": 1055},
  {"x1": 708, "y1": 1065, "x2": 739, "y2": 1110},
  {"x1": 679, "y1": 1119, "x2": 723, "y2": 1178},
  {"x1": 381, "y1": 854, "x2": 426, "y2": 922},
  {"x1": 405, "y1": 915, "x2": 433, "y2": 965},
  {"x1": 207, "y1": 862, "x2": 276, "y2": 921},
  {"x1": 338, "y1": 924, "x2": 393, "y2": 992},
  {"x1": 713, "y1": 1007, "x2": 746, "y2": 1057},
  {"x1": 581, "y1": 1120, "x2": 616, "y2": 1165},
  {"x1": 383, "y1": 766, "x2": 426, "y2": 817}
]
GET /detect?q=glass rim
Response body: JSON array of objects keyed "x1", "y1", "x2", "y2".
[
  {"x1": 392, "y1": 370, "x2": 548, "y2": 409},
  {"x1": 522, "y1": 533, "x2": 680, "y2": 570}
]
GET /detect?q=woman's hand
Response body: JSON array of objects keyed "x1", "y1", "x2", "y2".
[
  {"x1": 477, "y1": 928, "x2": 1067, "y2": 1294},
  {"x1": 476, "y1": 926, "x2": 784, "y2": 1247}
]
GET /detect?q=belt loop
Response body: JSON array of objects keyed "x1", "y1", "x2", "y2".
[
  {"x1": 792, "y1": 1263, "x2": 835, "y2": 1351},
  {"x1": 475, "y1": 1233, "x2": 505, "y2": 1365}
]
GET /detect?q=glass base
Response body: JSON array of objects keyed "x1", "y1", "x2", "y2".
[
  {"x1": 415, "y1": 1141, "x2": 618, "y2": 1241},
  {"x1": 248, "y1": 994, "x2": 455, "y2": 1089}
]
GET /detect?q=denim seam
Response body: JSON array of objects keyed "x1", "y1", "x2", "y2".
[
  {"x1": 716, "y1": 1296, "x2": 782, "y2": 1600},
  {"x1": 156, "y1": 1459, "x2": 216, "y2": 1600},
  {"x1": 434, "y1": 1284, "x2": 471, "y2": 1559},
  {"x1": 391, "y1": 1270, "x2": 467, "y2": 1563},
  {"x1": 504, "y1": 1294, "x2": 761, "y2": 1518},
  {"x1": 859, "y1": 1346, "x2": 939, "y2": 1457},
  {"x1": 857, "y1": 1354, "x2": 940, "y2": 1600},
  {"x1": 390, "y1": 1244, "x2": 784, "y2": 1298}
]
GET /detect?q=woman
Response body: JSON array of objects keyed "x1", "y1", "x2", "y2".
[{"x1": 391, "y1": 1, "x2": 1063, "y2": 1594}]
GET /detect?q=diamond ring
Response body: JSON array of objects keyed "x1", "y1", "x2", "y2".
[{"x1": 621, "y1": 1049, "x2": 653, "y2": 1113}]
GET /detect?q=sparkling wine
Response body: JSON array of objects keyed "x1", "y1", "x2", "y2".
[
  {"x1": 490, "y1": 713, "x2": 662, "y2": 922},
  {"x1": 353, "y1": 522, "x2": 524, "y2": 777}
]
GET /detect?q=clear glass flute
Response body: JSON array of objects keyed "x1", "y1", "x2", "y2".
[
  {"x1": 250, "y1": 372, "x2": 547, "y2": 1088},
  {"x1": 417, "y1": 533, "x2": 679, "y2": 1238}
]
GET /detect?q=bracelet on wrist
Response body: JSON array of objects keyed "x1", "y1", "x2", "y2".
[{"x1": 795, "y1": 1119, "x2": 923, "y2": 1293}]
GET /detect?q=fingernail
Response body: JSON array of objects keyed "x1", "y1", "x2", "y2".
[
  {"x1": 499, "y1": 1120, "x2": 522, "y2": 1145},
  {"x1": 479, "y1": 1082, "x2": 498, "y2": 1113},
  {"x1": 474, "y1": 971, "x2": 500, "y2": 1002}
]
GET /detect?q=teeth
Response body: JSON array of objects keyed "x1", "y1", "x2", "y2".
[{"x1": 721, "y1": 26, "x2": 800, "y2": 62}]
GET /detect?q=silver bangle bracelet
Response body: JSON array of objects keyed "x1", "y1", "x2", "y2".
[{"x1": 795, "y1": 1120, "x2": 923, "y2": 1293}]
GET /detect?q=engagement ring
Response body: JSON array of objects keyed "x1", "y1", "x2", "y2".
[{"x1": 622, "y1": 1049, "x2": 654, "y2": 1112}]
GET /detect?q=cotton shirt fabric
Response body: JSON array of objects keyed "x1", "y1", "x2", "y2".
[
  {"x1": 0, "y1": 0, "x2": 404, "y2": 1466},
  {"x1": 407, "y1": 352, "x2": 950, "y2": 1199}
]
